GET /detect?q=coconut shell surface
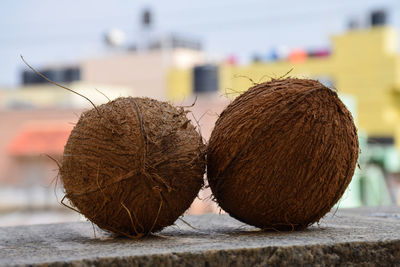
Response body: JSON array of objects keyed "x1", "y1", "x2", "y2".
[
  {"x1": 60, "y1": 97, "x2": 205, "y2": 237},
  {"x1": 207, "y1": 78, "x2": 359, "y2": 230}
]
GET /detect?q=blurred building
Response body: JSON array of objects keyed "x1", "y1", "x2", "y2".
[
  {"x1": 0, "y1": 109, "x2": 79, "y2": 214},
  {"x1": 18, "y1": 35, "x2": 204, "y2": 103},
  {"x1": 169, "y1": 26, "x2": 400, "y2": 144}
]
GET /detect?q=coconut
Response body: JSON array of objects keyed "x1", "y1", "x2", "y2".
[
  {"x1": 60, "y1": 97, "x2": 205, "y2": 237},
  {"x1": 207, "y1": 78, "x2": 359, "y2": 230}
]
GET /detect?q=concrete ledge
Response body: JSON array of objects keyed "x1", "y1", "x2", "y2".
[{"x1": 1, "y1": 206, "x2": 400, "y2": 266}]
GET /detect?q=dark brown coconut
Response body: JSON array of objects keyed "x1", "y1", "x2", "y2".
[
  {"x1": 207, "y1": 78, "x2": 359, "y2": 230},
  {"x1": 60, "y1": 97, "x2": 205, "y2": 237}
]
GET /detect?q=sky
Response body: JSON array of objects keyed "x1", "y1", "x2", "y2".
[{"x1": 0, "y1": 0, "x2": 399, "y2": 87}]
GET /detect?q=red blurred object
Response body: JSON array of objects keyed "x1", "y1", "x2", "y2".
[
  {"x1": 226, "y1": 54, "x2": 238, "y2": 65},
  {"x1": 289, "y1": 49, "x2": 307, "y2": 63},
  {"x1": 308, "y1": 49, "x2": 331, "y2": 58},
  {"x1": 7, "y1": 124, "x2": 72, "y2": 157}
]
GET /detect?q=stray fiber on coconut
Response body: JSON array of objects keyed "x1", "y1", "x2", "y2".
[{"x1": 207, "y1": 78, "x2": 359, "y2": 230}]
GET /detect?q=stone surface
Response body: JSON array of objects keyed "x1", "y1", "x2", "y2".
[{"x1": 0, "y1": 206, "x2": 400, "y2": 266}]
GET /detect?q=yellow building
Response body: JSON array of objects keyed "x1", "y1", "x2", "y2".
[{"x1": 168, "y1": 26, "x2": 400, "y2": 148}]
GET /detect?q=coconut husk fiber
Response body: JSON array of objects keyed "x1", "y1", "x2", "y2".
[
  {"x1": 207, "y1": 78, "x2": 359, "y2": 230},
  {"x1": 60, "y1": 97, "x2": 205, "y2": 237}
]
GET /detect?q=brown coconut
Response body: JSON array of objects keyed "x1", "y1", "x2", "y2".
[
  {"x1": 60, "y1": 97, "x2": 205, "y2": 237},
  {"x1": 207, "y1": 78, "x2": 359, "y2": 230}
]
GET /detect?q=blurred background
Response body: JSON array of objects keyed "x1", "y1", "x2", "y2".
[{"x1": 1, "y1": 0, "x2": 400, "y2": 227}]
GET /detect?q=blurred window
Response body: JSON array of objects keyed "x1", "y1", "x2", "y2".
[{"x1": 193, "y1": 65, "x2": 219, "y2": 93}]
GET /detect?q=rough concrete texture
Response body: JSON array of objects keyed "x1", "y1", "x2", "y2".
[{"x1": 1, "y1": 206, "x2": 399, "y2": 266}]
